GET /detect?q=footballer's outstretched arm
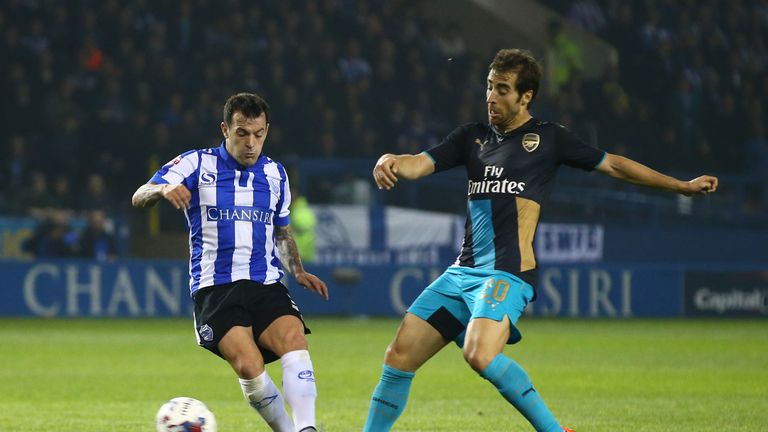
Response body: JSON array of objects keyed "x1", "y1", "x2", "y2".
[
  {"x1": 595, "y1": 153, "x2": 718, "y2": 197},
  {"x1": 372, "y1": 153, "x2": 436, "y2": 190},
  {"x1": 132, "y1": 182, "x2": 191, "y2": 209}
]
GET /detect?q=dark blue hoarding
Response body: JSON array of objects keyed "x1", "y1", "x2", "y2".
[{"x1": 0, "y1": 260, "x2": 698, "y2": 318}]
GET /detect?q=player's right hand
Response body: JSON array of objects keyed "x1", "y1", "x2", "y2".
[
  {"x1": 373, "y1": 154, "x2": 399, "y2": 190},
  {"x1": 684, "y1": 175, "x2": 719, "y2": 197},
  {"x1": 161, "y1": 184, "x2": 192, "y2": 209}
]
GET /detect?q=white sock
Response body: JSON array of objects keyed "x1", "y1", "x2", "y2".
[
  {"x1": 281, "y1": 349, "x2": 317, "y2": 431},
  {"x1": 239, "y1": 371, "x2": 294, "y2": 432}
]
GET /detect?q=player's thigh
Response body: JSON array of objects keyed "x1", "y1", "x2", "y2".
[
  {"x1": 385, "y1": 312, "x2": 450, "y2": 372},
  {"x1": 247, "y1": 281, "x2": 311, "y2": 359},
  {"x1": 257, "y1": 315, "x2": 308, "y2": 356},
  {"x1": 466, "y1": 272, "x2": 534, "y2": 345},
  {"x1": 407, "y1": 270, "x2": 472, "y2": 346},
  {"x1": 463, "y1": 316, "x2": 511, "y2": 369},
  {"x1": 218, "y1": 325, "x2": 266, "y2": 378},
  {"x1": 194, "y1": 282, "x2": 255, "y2": 359}
]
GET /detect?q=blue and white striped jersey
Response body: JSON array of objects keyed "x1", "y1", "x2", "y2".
[{"x1": 150, "y1": 142, "x2": 291, "y2": 296}]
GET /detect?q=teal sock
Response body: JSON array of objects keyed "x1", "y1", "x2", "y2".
[
  {"x1": 363, "y1": 364, "x2": 415, "y2": 432},
  {"x1": 481, "y1": 353, "x2": 561, "y2": 432}
]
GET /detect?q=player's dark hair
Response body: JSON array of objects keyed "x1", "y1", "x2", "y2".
[
  {"x1": 489, "y1": 49, "x2": 542, "y2": 105},
  {"x1": 223, "y1": 92, "x2": 271, "y2": 125}
]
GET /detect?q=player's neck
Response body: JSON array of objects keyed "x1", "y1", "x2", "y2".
[{"x1": 499, "y1": 112, "x2": 532, "y2": 134}]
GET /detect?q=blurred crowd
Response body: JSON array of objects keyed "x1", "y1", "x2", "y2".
[
  {"x1": 1, "y1": 0, "x2": 766, "y2": 256},
  {"x1": 543, "y1": 0, "x2": 768, "y2": 174},
  {"x1": 1, "y1": 0, "x2": 483, "y2": 214}
]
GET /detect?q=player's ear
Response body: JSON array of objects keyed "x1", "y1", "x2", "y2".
[
  {"x1": 522, "y1": 90, "x2": 533, "y2": 106},
  {"x1": 220, "y1": 121, "x2": 229, "y2": 138}
]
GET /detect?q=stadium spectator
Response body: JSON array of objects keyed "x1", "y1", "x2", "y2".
[
  {"x1": 545, "y1": 19, "x2": 584, "y2": 93},
  {"x1": 78, "y1": 173, "x2": 114, "y2": 214},
  {"x1": 4, "y1": 135, "x2": 29, "y2": 193},
  {"x1": 338, "y1": 39, "x2": 372, "y2": 84},
  {"x1": 9, "y1": 171, "x2": 57, "y2": 218},
  {"x1": 437, "y1": 22, "x2": 467, "y2": 58},
  {"x1": 23, "y1": 212, "x2": 78, "y2": 258},
  {"x1": 50, "y1": 175, "x2": 76, "y2": 211},
  {"x1": 132, "y1": 92, "x2": 329, "y2": 432},
  {"x1": 565, "y1": 0, "x2": 606, "y2": 33},
  {"x1": 289, "y1": 184, "x2": 318, "y2": 263},
  {"x1": 76, "y1": 209, "x2": 117, "y2": 262}
]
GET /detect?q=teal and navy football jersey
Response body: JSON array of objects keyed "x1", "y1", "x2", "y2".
[{"x1": 425, "y1": 119, "x2": 605, "y2": 287}]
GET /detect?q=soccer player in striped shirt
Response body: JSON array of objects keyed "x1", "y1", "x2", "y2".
[
  {"x1": 365, "y1": 49, "x2": 718, "y2": 431},
  {"x1": 132, "y1": 93, "x2": 329, "y2": 432}
]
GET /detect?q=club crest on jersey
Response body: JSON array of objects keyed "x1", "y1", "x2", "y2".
[
  {"x1": 522, "y1": 133, "x2": 540, "y2": 152},
  {"x1": 199, "y1": 324, "x2": 214, "y2": 342},
  {"x1": 268, "y1": 178, "x2": 281, "y2": 197},
  {"x1": 474, "y1": 138, "x2": 488, "y2": 152}
]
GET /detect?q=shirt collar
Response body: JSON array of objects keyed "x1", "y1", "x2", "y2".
[
  {"x1": 218, "y1": 141, "x2": 265, "y2": 171},
  {"x1": 490, "y1": 118, "x2": 536, "y2": 141}
]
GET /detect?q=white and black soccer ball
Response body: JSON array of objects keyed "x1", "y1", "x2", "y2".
[{"x1": 155, "y1": 397, "x2": 217, "y2": 432}]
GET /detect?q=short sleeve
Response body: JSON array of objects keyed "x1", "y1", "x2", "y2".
[
  {"x1": 150, "y1": 150, "x2": 199, "y2": 190},
  {"x1": 424, "y1": 124, "x2": 473, "y2": 173},
  {"x1": 273, "y1": 165, "x2": 291, "y2": 227},
  {"x1": 554, "y1": 125, "x2": 605, "y2": 171}
]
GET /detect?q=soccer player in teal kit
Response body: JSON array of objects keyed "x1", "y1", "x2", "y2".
[{"x1": 364, "y1": 49, "x2": 718, "y2": 431}]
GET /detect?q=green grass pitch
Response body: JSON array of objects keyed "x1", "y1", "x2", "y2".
[{"x1": 1, "y1": 318, "x2": 766, "y2": 431}]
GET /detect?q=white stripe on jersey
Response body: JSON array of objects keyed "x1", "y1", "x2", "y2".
[
  {"x1": 231, "y1": 170, "x2": 254, "y2": 282},
  {"x1": 160, "y1": 153, "x2": 198, "y2": 184},
  {"x1": 263, "y1": 161, "x2": 284, "y2": 283},
  {"x1": 197, "y1": 153, "x2": 219, "y2": 289}
]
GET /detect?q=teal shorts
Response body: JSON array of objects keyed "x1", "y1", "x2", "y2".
[{"x1": 407, "y1": 266, "x2": 534, "y2": 347}]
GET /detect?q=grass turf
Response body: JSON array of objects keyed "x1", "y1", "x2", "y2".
[{"x1": 0, "y1": 318, "x2": 766, "y2": 431}]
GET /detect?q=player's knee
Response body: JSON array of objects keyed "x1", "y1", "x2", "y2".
[
  {"x1": 232, "y1": 356, "x2": 266, "y2": 379},
  {"x1": 277, "y1": 328, "x2": 308, "y2": 353},
  {"x1": 463, "y1": 348, "x2": 494, "y2": 373},
  {"x1": 384, "y1": 342, "x2": 411, "y2": 370}
]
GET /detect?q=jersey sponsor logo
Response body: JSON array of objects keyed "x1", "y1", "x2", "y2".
[
  {"x1": 206, "y1": 206, "x2": 274, "y2": 224},
  {"x1": 467, "y1": 179, "x2": 525, "y2": 195},
  {"x1": 200, "y1": 171, "x2": 216, "y2": 185},
  {"x1": 474, "y1": 137, "x2": 488, "y2": 151},
  {"x1": 522, "y1": 133, "x2": 540, "y2": 152},
  {"x1": 470, "y1": 164, "x2": 525, "y2": 195},
  {"x1": 199, "y1": 324, "x2": 214, "y2": 342}
]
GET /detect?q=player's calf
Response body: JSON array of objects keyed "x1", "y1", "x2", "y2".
[
  {"x1": 240, "y1": 371, "x2": 294, "y2": 432},
  {"x1": 363, "y1": 364, "x2": 415, "y2": 432},
  {"x1": 481, "y1": 353, "x2": 562, "y2": 432},
  {"x1": 281, "y1": 349, "x2": 318, "y2": 431}
]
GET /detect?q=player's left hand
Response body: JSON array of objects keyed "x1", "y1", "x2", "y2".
[
  {"x1": 684, "y1": 175, "x2": 719, "y2": 196},
  {"x1": 295, "y1": 271, "x2": 330, "y2": 300}
]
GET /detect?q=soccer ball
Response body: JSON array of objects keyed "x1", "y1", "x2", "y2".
[{"x1": 155, "y1": 397, "x2": 217, "y2": 432}]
